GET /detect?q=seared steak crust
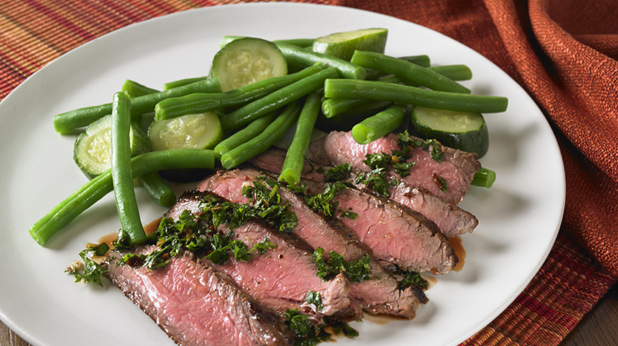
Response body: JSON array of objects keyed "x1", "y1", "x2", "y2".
[{"x1": 105, "y1": 248, "x2": 293, "y2": 346}]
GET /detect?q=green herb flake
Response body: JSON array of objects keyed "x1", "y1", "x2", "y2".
[
  {"x1": 398, "y1": 269, "x2": 429, "y2": 291},
  {"x1": 242, "y1": 177, "x2": 298, "y2": 233},
  {"x1": 312, "y1": 247, "x2": 372, "y2": 283},
  {"x1": 393, "y1": 161, "x2": 414, "y2": 177},
  {"x1": 338, "y1": 209, "x2": 358, "y2": 219},
  {"x1": 305, "y1": 291, "x2": 323, "y2": 311},
  {"x1": 323, "y1": 163, "x2": 353, "y2": 182},
  {"x1": 304, "y1": 181, "x2": 348, "y2": 217},
  {"x1": 67, "y1": 247, "x2": 108, "y2": 286},
  {"x1": 434, "y1": 174, "x2": 448, "y2": 192}
]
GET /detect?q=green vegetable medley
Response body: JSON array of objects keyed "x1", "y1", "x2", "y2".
[{"x1": 32, "y1": 27, "x2": 508, "y2": 346}]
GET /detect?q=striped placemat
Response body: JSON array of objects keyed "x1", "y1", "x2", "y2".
[{"x1": 1, "y1": 1, "x2": 615, "y2": 345}]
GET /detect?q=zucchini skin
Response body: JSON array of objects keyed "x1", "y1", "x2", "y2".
[{"x1": 411, "y1": 107, "x2": 489, "y2": 157}]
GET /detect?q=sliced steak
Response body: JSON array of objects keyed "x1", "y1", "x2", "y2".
[
  {"x1": 105, "y1": 247, "x2": 293, "y2": 346},
  {"x1": 305, "y1": 131, "x2": 481, "y2": 205},
  {"x1": 165, "y1": 190, "x2": 360, "y2": 322},
  {"x1": 387, "y1": 183, "x2": 478, "y2": 238},
  {"x1": 301, "y1": 179, "x2": 458, "y2": 274},
  {"x1": 250, "y1": 148, "x2": 478, "y2": 238},
  {"x1": 198, "y1": 168, "x2": 428, "y2": 319}
]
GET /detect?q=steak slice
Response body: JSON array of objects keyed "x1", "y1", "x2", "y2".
[
  {"x1": 250, "y1": 148, "x2": 478, "y2": 238},
  {"x1": 301, "y1": 179, "x2": 458, "y2": 274},
  {"x1": 105, "y1": 247, "x2": 293, "y2": 346},
  {"x1": 198, "y1": 168, "x2": 428, "y2": 319},
  {"x1": 305, "y1": 131, "x2": 481, "y2": 205},
  {"x1": 165, "y1": 190, "x2": 360, "y2": 322}
]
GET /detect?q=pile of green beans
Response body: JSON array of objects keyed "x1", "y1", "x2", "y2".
[{"x1": 34, "y1": 35, "x2": 506, "y2": 246}]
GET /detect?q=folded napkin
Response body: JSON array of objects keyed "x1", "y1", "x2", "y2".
[{"x1": 0, "y1": 1, "x2": 616, "y2": 346}]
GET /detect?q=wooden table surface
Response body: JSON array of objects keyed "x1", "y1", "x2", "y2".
[{"x1": 2, "y1": 282, "x2": 617, "y2": 346}]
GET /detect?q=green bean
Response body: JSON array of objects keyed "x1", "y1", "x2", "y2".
[
  {"x1": 214, "y1": 111, "x2": 278, "y2": 159},
  {"x1": 140, "y1": 172, "x2": 177, "y2": 208},
  {"x1": 163, "y1": 77, "x2": 207, "y2": 91},
  {"x1": 29, "y1": 149, "x2": 215, "y2": 246},
  {"x1": 121, "y1": 79, "x2": 160, "y2": 98},
  {"x1": 275, "y1": 42, "x2": 366, "y2": 80},
  {"x1": 53, "y1": 77, "x2": 222, "y2": 134},
  {"x1": 220, "y1": 101, "x2": 302, "y2": 169},
  {"x1": 429, "y1": 65, "x2": 472, "y2": 81},
  {"x1": 471, "y1": 167, "x2": 496, "y2": 188},
  {"x1": 324, "y1": 65, "x2": 472, "y2": 118},
  {"x1": 155, "y1": 64, "x2": 325, "y2": 121},
  {"x1": 111, "y1": 92, "x2": 146, "y2": 245},
  {"x1": 324, "y1": 79, "x2": 508, "y2": 113},
  {"x1": 322, "y1": 98, "x2": 392, "y2": 118},
  {"x1": 351, "y1": 51, "x2": 470, "y2": 94},
  {"x1": 279, "y1": 92, "x2": 321, "y2": 185},
  {"x1": 351, "y1": 105, "x2": 407, "y2": 144},
  {"x1": 400, "y1": 55, "x2": 431, "y2": 68},
  {"x1": 119, "y1": 83, "x2": 174, "y2": 207},
  {"x1": 221, "y1": 67, "x2": 338, "y2": 132},
  {"x1": 365, "y1": 55, "x2": 431, "y2": 79},
  {"x1": 380, "y1": 65, "x2": 472, "y2": 84}
]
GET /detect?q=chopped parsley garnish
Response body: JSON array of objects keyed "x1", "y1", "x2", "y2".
[
  {"x1": 284, "y1": 308, "x2": 359, "y2": 346},
  {"x1": 398, "y1": 269, "x2": 429, "y2": 291},
  {"x1": 393, "y1": 161, "x2": 414, "y2": 177},
  {"x1": 66, "y1": 245, "x2": 108, "y2": 286},
  {"x1": 305, "y1": 291, "x2": 323, "y2": 312},
  {"x1": 312, "y1": 247, "x2": 372, "y2": 283},
  {"x1": 434, "y1": 174, "x2": 448, "y2": 192},
  {"x1": 116, "y1": 194, "x2": 278, "y2": 270},
  {"x1": 242, "y1": 177, "x2": 298, "y2": 232},
  {"x1": 322, "y1": 163, "x2": 353, "y2": 182},
  {"x1": 287, "y1": 179, "x2": 358, "y2": 220},
  {"x1": 338, "y1": 209, "x2": 358, "y2": 219},
  {"x1": 304, "y1": 181, "x2": 348, "y2": 218},
  {"x1": 352, "y1": 132, "x2": 449, "y2": 197},
  {"x1": 354, "y1": 165, "x2": 391, "y2": 197},
  {"x1": 284, "y1": 309, "x2": 331, "y2": 346},
  {"x1": 397, "y1": 131, "x2": 445, "y2": 162}
]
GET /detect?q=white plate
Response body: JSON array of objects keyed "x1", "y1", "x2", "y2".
[{"x1": 0, "y1": 3, "x2": 565, "y2": 346}]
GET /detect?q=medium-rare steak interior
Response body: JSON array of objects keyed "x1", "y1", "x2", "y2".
[{"x1": 105, "y1": 247, "x2": 294, "y2": 346}]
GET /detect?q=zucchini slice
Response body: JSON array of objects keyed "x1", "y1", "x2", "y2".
[
  {"x1": 312, "y1": 28, "x2": 388, "y2": 61},
  {"x1": 148, "y1": 112, "x2": 224, "y2": 151},
  {"x1": 411, "y1": 106, "x2": 489, "y2": 157},
  {"x1": 73, "y1": 114, "x2": 150, "y2": 179},
  {"x1": 210, "y1": 37, "x2": 288, "y2": 92}
]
